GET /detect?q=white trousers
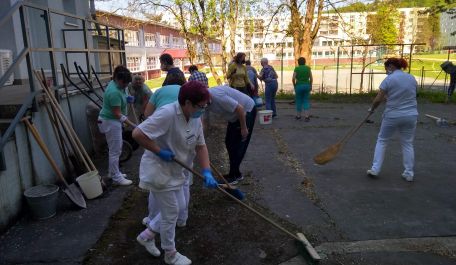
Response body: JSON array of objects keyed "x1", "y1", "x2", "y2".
[
  {"x1": 148, "y1": 189, "x2": 182, "y2": 251},
  {"x1": 148, "y1": 176, "x2": 190, "y2": 228},
  {"x1": 371, "y1": 115, "x2": 417, "y2": 177},
  {"x1": 98, "y1": 119, "x2": 123, "y2": 180}
]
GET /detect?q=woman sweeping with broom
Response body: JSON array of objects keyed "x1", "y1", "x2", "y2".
[
  {"x1": 132, "y1": 81, "x2": 218, "y2": 265},
  {"x1": 366, "y1": 57, "x2": 418, "y2": 182}
]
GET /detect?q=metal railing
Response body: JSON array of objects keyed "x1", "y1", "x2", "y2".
[{"x1": 0, "y1": 1, "x2": 126, "y2": 170}]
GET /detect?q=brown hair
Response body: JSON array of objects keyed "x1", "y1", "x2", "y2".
[
  {"x1": 234, "y1": 52, "x2": 246, "y2": 64},
  {"x1": 384, "y1": 58, "x2": 408, "y2": 70}
]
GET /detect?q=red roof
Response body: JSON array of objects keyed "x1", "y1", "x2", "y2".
[{"x1": 162, "y1": 49, "x2": 188, "y2": 59}]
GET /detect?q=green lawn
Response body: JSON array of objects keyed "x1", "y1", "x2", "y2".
[{"x1": 145, "y1": 75, "x2": 224, "y2": 91}]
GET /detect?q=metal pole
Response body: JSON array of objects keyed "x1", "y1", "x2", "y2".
[
  {"x1": 420, "y1": 66, "x2": 424, "y2": 90},
  {"x1": 443, "y1": 48, "x2": 451, "y2": 91},
  {"x1": 20, "y1": 5, "x2": 36, "y2": 111},
  {"x1": 336, "y1": 46, "x2": 340, "y2": 93},
  {"x1": 281, "y1": 42, "x2": 284, "y2": 91},
  {"x1": 350, "y1": 45, "x2": 354, "y2": 95},
  {"x1": 43, "y1": 9, "x2": 58, "y2": 90},
  {"x1": 408, "y1": 44, "x2": 413, "y2": 74}
]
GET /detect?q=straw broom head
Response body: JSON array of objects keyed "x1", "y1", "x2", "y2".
[{"x1": 313, "y1": 142, "x2": 343, "y2": 165}]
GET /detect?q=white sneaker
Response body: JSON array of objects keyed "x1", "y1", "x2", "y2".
[
  {"x1": 142, "y1": 216, "x2": 150, "y2": 226},
  {"x1": 120, "y1": 173, "x2": 129, "y2": 179},
  {"x1": 401, "y1": 173, "x2": 414, "y2": 182},
  {"x1": 164, "y1": 252, "x2": 191, "y2": 265},
  {"x1": 136, "y1": 235, "x2": 161, "y2": 257},
  {"x1": 176, "y1": 220, "x2": 186, "y2": 228},
  {"x1": 113, "y1": 176, "x2": 132, "y2": 186},
  {"x1": 366, "y1": 169, "x2": 378, "y2": 177}
]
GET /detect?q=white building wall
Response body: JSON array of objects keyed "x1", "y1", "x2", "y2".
[{"x1": 230, "y1": 7, "x2": 432, "y2": 62}]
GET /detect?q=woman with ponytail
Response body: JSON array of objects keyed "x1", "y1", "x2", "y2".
[{"x1": 366, "y1": 57, "x2": 418, "y2": 182}]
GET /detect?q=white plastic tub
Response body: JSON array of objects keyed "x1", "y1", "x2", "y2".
[
  {"x1": 76, "y1": 171, "x2": 103, "y2": 199},
  {"x1": 258, "y1": 110, "x2": 273, "y2": 125}
]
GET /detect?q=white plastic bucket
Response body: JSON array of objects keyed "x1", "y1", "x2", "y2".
[
  {"x1": 76, "y1": 171, "x2": 103, "y2": 199},
  {"x1": 258, "y1": 110, "x2": 273, "y2": 125}
]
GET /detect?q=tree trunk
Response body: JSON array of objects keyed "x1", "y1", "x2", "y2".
[
  {"x1": 201, "y1": 34, "x2": 222, "y2": 85},
  {"x1": 290, "y1": 0, "x2": 303, "y2": 66},
  {"x1": 220, "y1": 0, "x2": 228, "y2": 81},
  {"x1": 228, "y1": 0, "x2": 239, "y2": 59},
  {"x1": 290, "y1": 0, "x2": 324, "y2": 66}
]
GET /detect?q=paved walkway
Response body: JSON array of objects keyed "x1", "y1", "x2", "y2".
[{"x1": 244, "y1": 102, "x2": 456, "y2": 264}]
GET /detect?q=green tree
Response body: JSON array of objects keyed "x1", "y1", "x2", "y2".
[{"x1": 367, "y1": 3, "x2": 399, "y2": 44}]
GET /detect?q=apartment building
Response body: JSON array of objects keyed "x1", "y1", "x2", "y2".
[
  {"x1": 440, "y1": 12, "x2": 456, "y2": 47},
  {"x1": 229, "y1": 8, "x2": 431, "y2": 66},
  {"x1": 96, "y1": 11, "x2": 222, "y2": 79}
]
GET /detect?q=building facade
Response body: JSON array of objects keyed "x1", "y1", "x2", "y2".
[
  {"x1": 96, "y1": 11, "x2": 222, "y2": 79},
  {"x1": 440, "y1": 12, "x2": 456, "y2": 48},
  {"x1": 228, "y1": 7, "x2": 433, "y2": 66}
]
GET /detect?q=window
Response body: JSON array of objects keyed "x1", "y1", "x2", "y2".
[
  {"x1": 145, "y1": 33, "x2": 156, "y2": 47},
  {"x1": 146, "y1": 57, "x2": 157, "y2": 70},
  {"x1": 160, "y1": 35, "x2": 170, "y2": 47},
  {"x1": 127, "y1": 57, "x2": 141, "y2": 72},
  {"x1": 318, "y1": 52, "x2": 322, "y2": 56},
  {"x1": 125, "y1": 30, "x2": 139, "y2": 46},
  {"x1": 325, "y1": 51, "x2": 330, "y2": 56},
  {"x1": 173, "y1": 37, "x2": 182, "y2": 48},
  {"x1": 287, "y1": 42, "x2": 292, "y2": 48},
  {"x1": 322, "y1": 41, "x2": 327, "y2": 46}
]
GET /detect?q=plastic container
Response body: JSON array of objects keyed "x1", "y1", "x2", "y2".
[
  {"x1": 24, "y1": 184, "x2": 59, "y2": 219},
  {"x1": 258, "y1": 110, "x2": 273, "y2": 125},
  {"x1": 76, "y1": 171, "x2": 103, "y2": 199}
]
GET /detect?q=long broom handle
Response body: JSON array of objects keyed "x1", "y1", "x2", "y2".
[
  {"x1": 35, "y1": 71, "x2": 94, "y2": 172},
  {"x1": 60, "y1": 64, "x2": 75, "y2": 128},
  {"x1": 173, "y1": 157, "x2": 301, "y2": 242},
  {"x1": 45, "y1": 75, "x2": 96, "y2": 172},
  {"x1": 43, "y1": 100, "x2": 71, "y2": 174},
  {"x1": 209, "y1": 162, "x2": 233, "y2": 189},
  {"x1": 23, "y1": 118, "x2": 69, "y2": 186},
  {"x1": 37, "y1": 70, "x2": 90, "y2": 172},
  {"x1": 339, "y1": 111, "x2": 373, "y2": 145},
  {"x1": 425, "y1": 114, "x2": 440, "y2": 120}
]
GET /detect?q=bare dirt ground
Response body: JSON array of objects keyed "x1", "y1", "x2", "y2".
[{"x1": 84, "y1": 120, "x2": 301, "y2": 265}]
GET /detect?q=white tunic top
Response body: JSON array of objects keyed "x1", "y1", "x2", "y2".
[
  {"x1": 208, "y1": 85, "x2": 255, "y2": 122},
  {"x1": 379, "y1": 70, "x2": 418, "y2": 118},
  {"x1": 137, "y1": 102, "x2": 205, "y2": 192}
]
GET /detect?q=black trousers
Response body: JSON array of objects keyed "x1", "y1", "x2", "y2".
[{"x1": 225, "y1": 107, "x2": 257, "y2": 177}]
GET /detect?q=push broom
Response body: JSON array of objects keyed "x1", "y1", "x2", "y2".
[
  {"x1": 314, "y1": 112, "x2": 373, "y2": 165},
  {"x1": 173, "y1": 158, "x2": 321, "y2": 261}
]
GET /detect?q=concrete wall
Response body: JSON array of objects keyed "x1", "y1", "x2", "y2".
[{"x1": 0, "y1": 91, "x2": 97, "y2": 232}]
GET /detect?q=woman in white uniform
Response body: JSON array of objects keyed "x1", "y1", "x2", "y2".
[
  {"x1": 98, "y1": 65, "x2": 136, "y2": 185},
  {"x1": 367, "y1": 57, "x2": 418, "y2": 182},
  {"x1": 132, "y1": 81, "x2": 218, "y2": 265}
]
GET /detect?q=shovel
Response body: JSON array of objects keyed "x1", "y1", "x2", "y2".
[{"x1": 23, "y1": 118, "x2": 87, "y2": 209}]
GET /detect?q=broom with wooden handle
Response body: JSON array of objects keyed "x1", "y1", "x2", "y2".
[
  {"x1": 314, "y1": 112, "x2": 373, "y2": 165},
  {"x1": 173, "y1": 157, "x2": 320, "y2": 261}
]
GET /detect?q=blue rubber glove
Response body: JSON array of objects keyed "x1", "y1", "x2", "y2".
[
  {"x1": 156, "y1": 149, "x2": 175, "y2": 162},
  {"x1": 202, "y1": 168, "x2": 218, "y2": 188},
  {"x1": 127, "y1": 95, "x2": 135, "y2": 103}
]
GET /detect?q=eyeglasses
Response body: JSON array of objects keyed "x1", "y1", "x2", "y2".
[{"x1": 193, "y1": 103, "x2": 209, "y2": 110}]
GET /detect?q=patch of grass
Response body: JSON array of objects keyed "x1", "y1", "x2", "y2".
[
  {"x1": 268, "y1": 89, "x2": 456, "y2": 104},
  {"x1": 145, "y1": 77, "x2": 165, "y2": 90},
  {"x1": 270, "y1": 90, "x2": 377, "y2": 103},
  {"x1": 417, "y1": 90, "x2": 456, "y2": 103},
  {"x1": 145, "y1": 75, "x2": 224, "y2": 90}
]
